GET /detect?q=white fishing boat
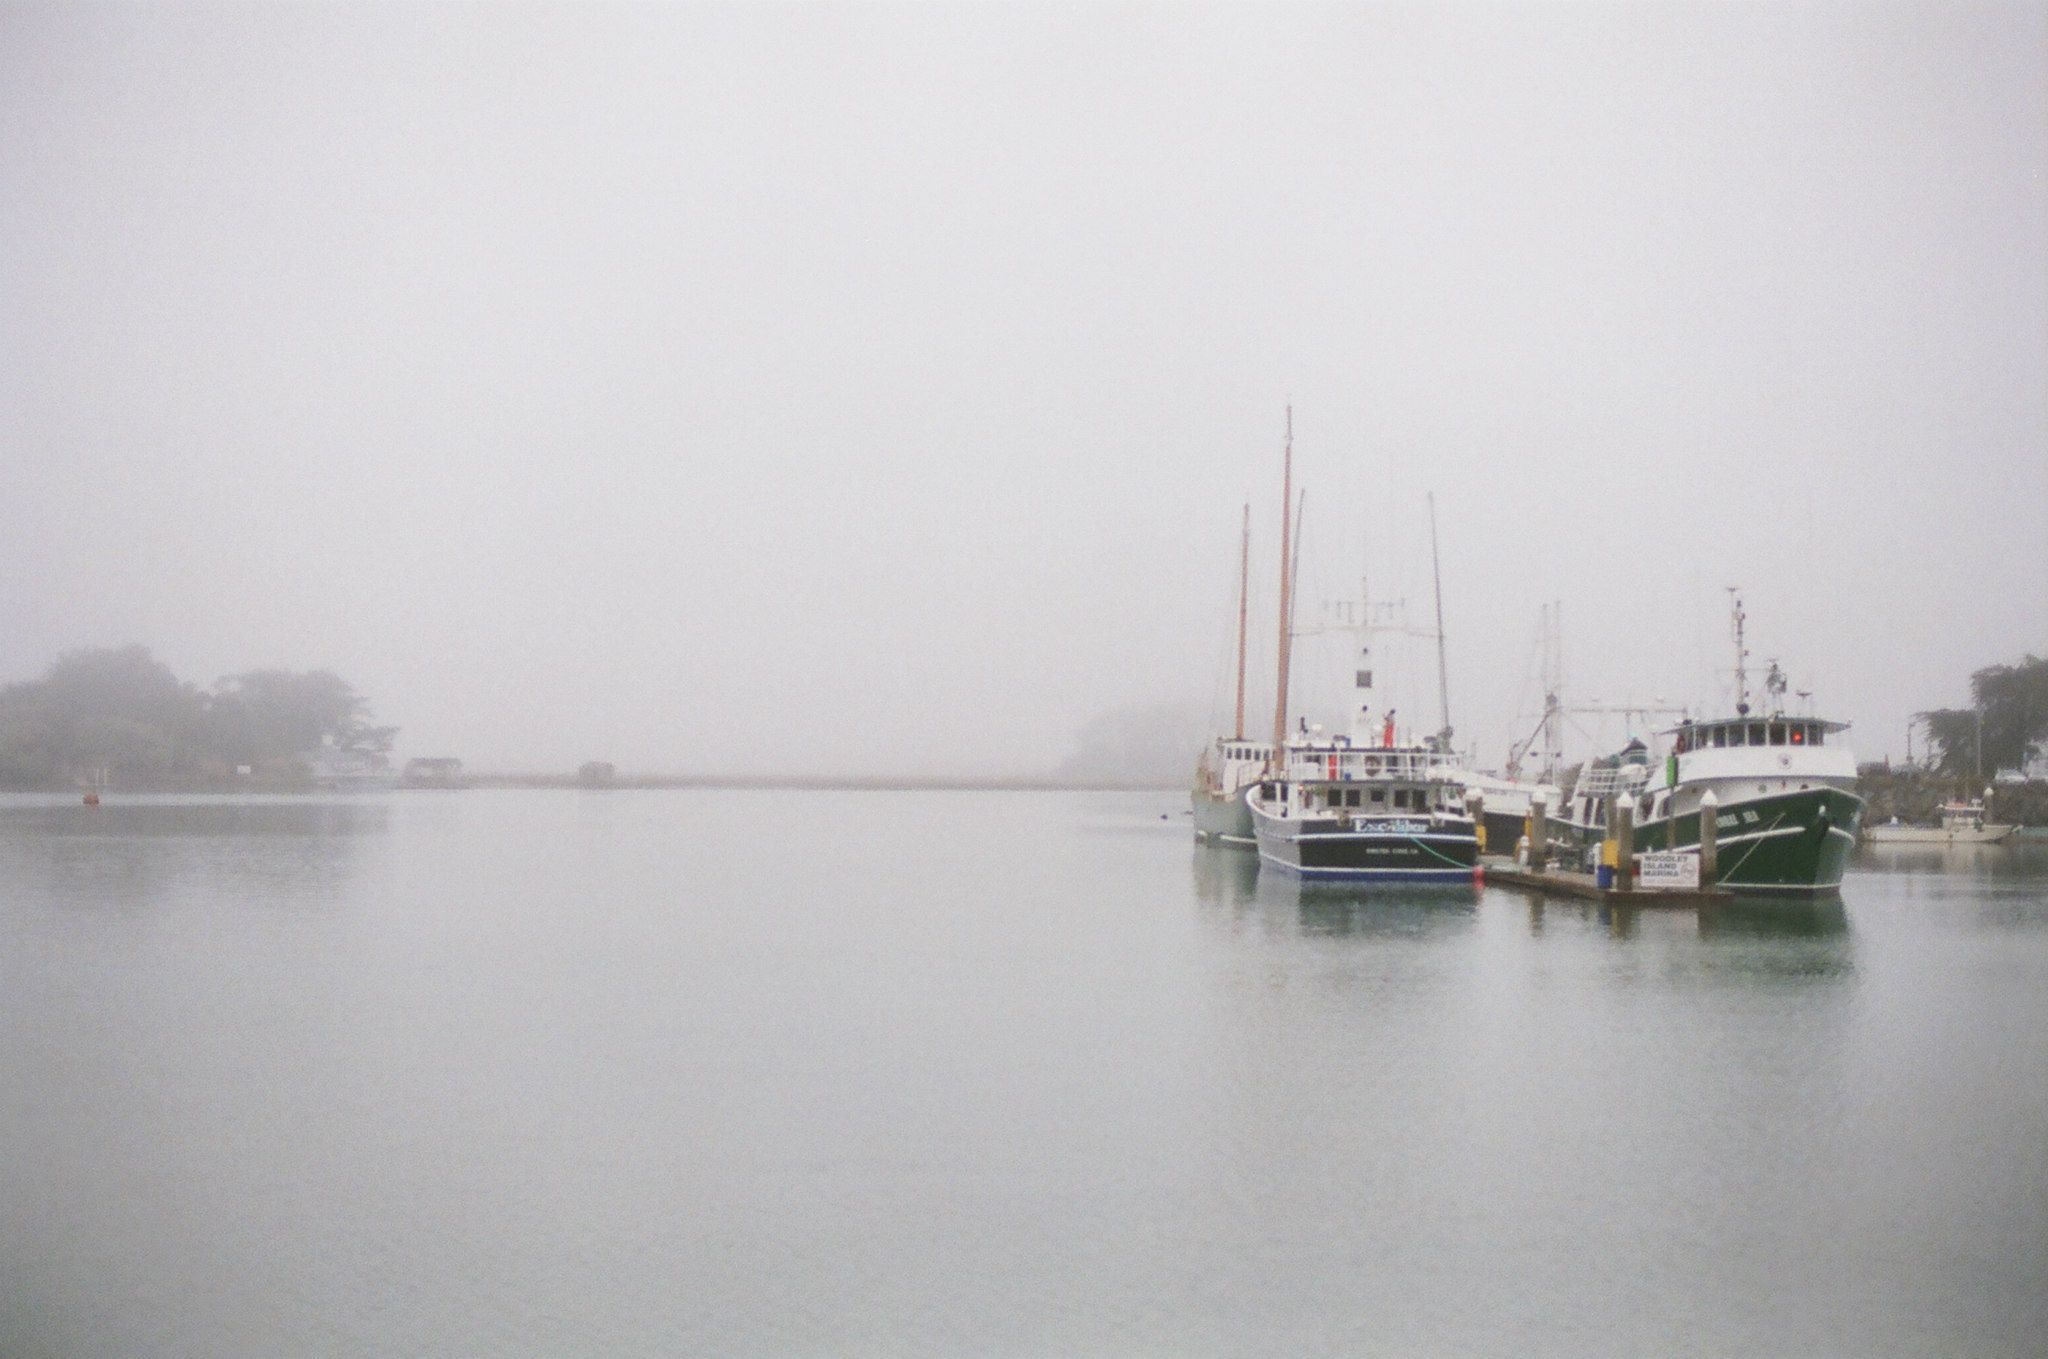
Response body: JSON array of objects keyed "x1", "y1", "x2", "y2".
[
  {"x1": 1247, "y1": 477, "x2": 1476, "y2": 882},
  {"x1": 1450, "y1": 601, "x2": 1566, "y2": 856},
  {"x1": 1454, "y1": 766, "x2": 1562, "y2": 858},
  {"x1": 1549, "y1": 593, "x2": 1864, "y2": 894},
  {"x1": 1249, "y1": 715, "x2": 1480, "y2": 882},
  {"x1": 1864, "y1": 796, "x2": 2016, "y2": 844}
]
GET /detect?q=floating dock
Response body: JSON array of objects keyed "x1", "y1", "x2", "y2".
[{"x1": 1479, "y1": 856, "x2": 1732, "y2": 907}]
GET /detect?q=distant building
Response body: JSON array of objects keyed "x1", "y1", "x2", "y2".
[
  {"x1": 400, "y1": 757, "x2": 467, "y2": 789},
  {"x1": 300, "y1": 740, "x2": 396, "y2": 791},
  {"x1": 1995, "y1": 750, "x2": 2048, "y2": 785},
  {"x1": 577, "y1": 761, "x2": 617, "y2": 788}
]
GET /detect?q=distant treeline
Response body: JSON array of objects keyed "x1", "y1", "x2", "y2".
[
  {"x1": 1914, "y1": 655, "x2": 2048, "y2": 781},
  {"x1": 1857, "y1": 652, "x2": 2048, "y2": 825},
  {"x1": 0, "y1": 645, "x2": 395, "y2": 789},
  {"x1": 1857, "y1": 767, "x2": 2048, "y2": 827}
]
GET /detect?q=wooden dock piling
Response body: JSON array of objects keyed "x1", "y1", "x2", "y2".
[
  {"x1": 1698, "y1": 789, "x2": 1718, "y2": 885},
  {"x1": 1615, "y1": 802, "x2": 1635, "y2": 892}
]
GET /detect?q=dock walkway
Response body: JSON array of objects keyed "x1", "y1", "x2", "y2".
[{"x1": 1479, "y1": 856, "x2": 1732, "y2": 907}]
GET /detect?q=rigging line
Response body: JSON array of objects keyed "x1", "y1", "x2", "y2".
[
  {"x1": 1718, "y1": 811, "x2": 1788, "y2": 880},
  {"x1": 1408, "y1": 835, "x2": 1474, "y2": 868}
]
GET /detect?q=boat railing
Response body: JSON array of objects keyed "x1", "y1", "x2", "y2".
[
  {"x1": 1282, "y1": 748, "x2": 1439, "y2": 781},
  {"x1": 1575, "y1": 763, "x2": 1650, "y2": 797}
]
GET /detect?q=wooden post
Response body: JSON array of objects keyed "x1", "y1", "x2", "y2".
[
  {"x1": 1615, "y1": 801, "x2": 1635, "y2": 892},
  {"x1": 1530, "y1": 795, "x2": 1548, "y2": 872},
  {"x1": 1466, "y1": 789, "x2": 1486, "y2": 854},
  {"x1": 1698, "y1": 789, "x2": 1718, "y2": 887}
]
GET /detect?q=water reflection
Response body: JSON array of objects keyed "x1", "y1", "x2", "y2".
[
  {"x1": 1261, "y1": 874, "x2": 1480, "y2": 939},
  {"x1": 1189, "y1": 845, "x2": 1259, "y2": 907},
  {"x1": 0, "y1": 797, "x2": 386, "y2": 912},
  {"x1": 0, "y1": 798, "x2": 390, "y2": 838},
  {"x1": 1506, "y1": 890, "x2": 1854, "y2": 980},
  {"x1": 1697, "y1": 896, "x2": 1849, "y2": 938},
  {"x1": 1190, "y1": 847, "x2": 1484, "y2": 939},
  {"x1": 1854, "y1": 840, "x2": 2048, "y2": 882},
  {"x1": 1693, "y1": 904, "x2": 1854, "y2": 979},
  {"x1": 2, "y1": 790, "x2": 2038, "y2": 1358}
]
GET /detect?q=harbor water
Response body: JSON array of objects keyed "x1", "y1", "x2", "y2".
[{"x1": 3, "y1": 790, "x2": 2045, "y2": 1357}]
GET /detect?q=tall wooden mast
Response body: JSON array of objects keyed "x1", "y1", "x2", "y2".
[
  {"x1": 1233, "y1": 501, "x2": 1250, "y2": 741},
  {"x1": 1428, "y1": 491, "x2": 1452, "y2": 748},
  {"x1": 1271, "y1": 408, "x2": 1294, "y2": 757}
]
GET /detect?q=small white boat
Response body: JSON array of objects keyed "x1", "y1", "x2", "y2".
[{"x1": 1864, "y1": 798, "x2": 2016, "y2": 845}]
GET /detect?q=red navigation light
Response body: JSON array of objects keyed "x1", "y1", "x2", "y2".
[{"x1": 1791, "y1": 727, "x2": 1805, "y2": 744}]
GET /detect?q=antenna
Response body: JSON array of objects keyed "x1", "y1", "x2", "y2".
[{"x1": 1428, "y1": 491, "x2": 1451, "y2": 748}]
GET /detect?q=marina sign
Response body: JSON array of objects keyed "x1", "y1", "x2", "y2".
[{"x1": 1637, "y1": 852, "x2": 1701, "y2": 890}]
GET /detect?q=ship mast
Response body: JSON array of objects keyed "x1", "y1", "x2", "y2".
[
  {"x1": 1428, "y1": 491, "x2": 1452, "y2": 750},
  {"x1": 1270, "y1": 408, "x2": 1294, "y2": 760},
  {"x1": 1233, "y1": 501, "x2": 1250, "y2": 741},
  {"x1": 1543, "y1": 600, "x2": 1563, "y2": 781},
  {"x1": 1288, "y1": 487, "x2": 1305, "y2": 723},
  {"x1": 1728, "y1": 587, "x2": 1750, "y2": 715}
]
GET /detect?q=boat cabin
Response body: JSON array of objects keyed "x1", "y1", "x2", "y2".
[
  {"x1": 1939, "y1": 801, "x2": 1990, "y2": 831},
  {"x1": 1257, "y1": 744, "x2": 1462, "y2": 818},
  {"x1": 1671, "y1": 717, "x2": 1844, "y2": 753}
]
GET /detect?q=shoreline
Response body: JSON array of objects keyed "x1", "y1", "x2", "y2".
[{"x1": 1, "y1": 776, "x2": 1188, "y2": 796}]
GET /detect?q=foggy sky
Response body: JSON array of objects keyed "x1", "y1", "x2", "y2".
[{"x1": 3, "y1": 1, "x2": 2043, "y2": 778}]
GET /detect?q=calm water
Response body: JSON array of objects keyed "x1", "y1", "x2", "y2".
[{"x1": 3, "y1": 790, "x2": 2045, "y2": 1358}]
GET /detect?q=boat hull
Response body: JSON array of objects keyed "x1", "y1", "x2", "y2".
[
  {"x1": 1615, "y1": 786, "x2": 1865, "y2": 894},
  {"x1": 1192, "y1": 785, "x2": 1256, "y2": 847},
  {"x1": 1875, "y1": 822, "x2": 2015, "y2": 843},
  {"x1": 1479, "y1": 809, "x2": 1527, "y2": 857},
  {"x1": 1252, "y1": 810, "x2": 1479, "y2": 882}
]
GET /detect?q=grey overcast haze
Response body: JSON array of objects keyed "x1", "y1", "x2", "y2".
[{"x1": 2, "y1": 1, "x2": 2043, "y2": 779}]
